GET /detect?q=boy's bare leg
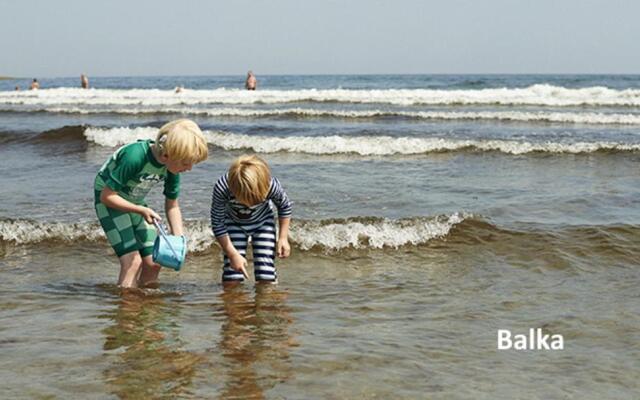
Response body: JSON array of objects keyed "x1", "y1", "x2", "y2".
[
  {"x1": 139, "y1": 255, "x2": 161, "y2": 288},
  {"x1": 118, "y1": 252, "x2": 143, "y2": 288}
]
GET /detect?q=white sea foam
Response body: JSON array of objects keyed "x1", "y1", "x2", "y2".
[
  {"x1": 0, "y1": 219, "x2": 105, "y2": 244},
  {"x1": 0, "y1": 215, "x2": 467, "y2": 251},
  {"x1": 84, "y1": 126, "x2": 158, "y2": 147},
  {"x1": 2, "y1": 84, "x2": 640, "y2": 107},
  {"x1": 83, "y1": 126, "x2": 640, "y2": 155},
  {"x1": 172, "y1": 215, "x2": 469, "y2": 252},
  {"x1": 290, "y1": 214, "x2": 468, "y2": 250},
  {"x1": 0, "y1": 218, "x2": 213, "y2": 253},
  {"x1": 16, "y1": 106, "x2": 640, "y2": 125}
]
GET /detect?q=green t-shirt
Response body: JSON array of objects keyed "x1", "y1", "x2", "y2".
[{"x1": 94, "y1": 140, "x2": 180, "y2": 205}]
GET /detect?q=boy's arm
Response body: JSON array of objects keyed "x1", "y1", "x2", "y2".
[
  {"x1": 268, "y1": 178, "x2": 293, "y2": 219},
  {"x1": 210, "y1": 176, "x2": 249, "y2": 278},
  {"x1": 210, "y1": 177, "x2": 230, "y2": 238},
  {"x1": 100, "y1": 187, "x2": 160, "y2": 223},
  {"x1": 268, "y1": 177, "x2": 292, "y2": 258},
  {"x1": 165, "y1": 198, "x2": 183, "y2": 236},
  {"x1": 277, "y1": 217, "x2": 291, "y2": 258}
]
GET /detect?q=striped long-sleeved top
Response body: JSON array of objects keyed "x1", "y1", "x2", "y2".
[{"x1": 210, "y1": 173, "x2": 293, "y2": 238}]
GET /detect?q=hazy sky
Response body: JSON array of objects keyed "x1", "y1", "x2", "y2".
[{"x1": 1, "y1": 0, "x2": 639, "y2": 77}]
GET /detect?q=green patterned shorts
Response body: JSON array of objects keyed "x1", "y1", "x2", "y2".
[{"x1": 94, "y1": 192, "x2": 157, "y2": 257}]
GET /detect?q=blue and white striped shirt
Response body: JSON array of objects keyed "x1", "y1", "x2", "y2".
[{"x1": 210, "y1": 173, "x2": 293, "y2": 238}]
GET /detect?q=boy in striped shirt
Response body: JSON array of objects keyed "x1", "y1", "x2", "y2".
[{"x1": 210, "y1": 155, "x2": 292, "y2": 283}]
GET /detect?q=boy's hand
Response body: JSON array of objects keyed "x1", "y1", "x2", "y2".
[
  {"x1": 277, "y1": 238, "x2": 291, "y2": 258},
  {"x1": 230, "y1": 253, "x2": 250, "y2": 279},
  {"x1": 139, "y1": 207, "x2": 161, "y2": 224}
]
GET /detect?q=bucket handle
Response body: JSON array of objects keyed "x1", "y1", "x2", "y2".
[{"x1": 153, "y1": 219, "x2": 181, "y2": 260}]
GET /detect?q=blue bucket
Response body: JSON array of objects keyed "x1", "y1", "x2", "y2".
[{"x1": 152, "y1": 221, "x2": 186, "y2": 271}]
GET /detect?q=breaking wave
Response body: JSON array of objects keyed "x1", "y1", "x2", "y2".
[
  {"x1": 2, "y1": 84, "x2": 640, "y2": 107},
  {"x1": 83, "y1": 126, "x2": 640, "y2": 155},
  {"x1": 3, "y1": 216, "x2": 638, "y2": 264},
  {"x1": 5, "y1": 106, "x2": 640, "y2": 125},
  {"x1": 0, "y1": 214, "x2": 470, "y2": 252}
]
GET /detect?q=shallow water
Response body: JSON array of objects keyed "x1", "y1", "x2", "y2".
[
  {"x1": 1, "y1": 74, "x2": 639, "y2": 398},
  {"x1": 1, "y1": 239, "x2": 638, "y2": 399}
]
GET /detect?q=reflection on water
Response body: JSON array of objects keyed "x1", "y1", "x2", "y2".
[
  {"x1": 101, "y1": 290, "x2": 204, "y2": 399},
  {"x1": 98, "y1": 285, "x2": 296, "y2": 399},
  {"x1": 217, "y1": 284, "x2": 296, "y2": 400}
]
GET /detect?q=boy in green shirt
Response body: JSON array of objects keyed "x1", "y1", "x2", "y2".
[{"x1": 94, "y1": 119, "x2": 208, "y2": 288}]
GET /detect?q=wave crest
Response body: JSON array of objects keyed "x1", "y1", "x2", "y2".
[
  {"x1": 290, "y1": 214, "x2": 468, "y2": 250},
  {"x1": 2, "y1": 84, "x2": 640, "y2": 107},
  {"x1": 0, "y1": 214, "x2": 469, "y2": 252},
  {"x1": 4, "y1": 106, "x2": 640, "y2": 126},
  {"x1": 0, "y1": 219, "x2": 105, "y2": 244},
  {"x1": 83, "y1": 127, "x2": 640, "y2": 155}
]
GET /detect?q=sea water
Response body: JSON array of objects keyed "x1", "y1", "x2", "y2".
[{"x1": 0, "y1": 74, "x2": 639, "y2": 398}]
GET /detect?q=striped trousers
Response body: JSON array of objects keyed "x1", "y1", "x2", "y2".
[{"x1": 222, "y1": 218, "x2": 277, "y2": 282}]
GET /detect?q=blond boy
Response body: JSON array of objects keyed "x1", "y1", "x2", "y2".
[
  {"x1": 94, "y1": 119, "x2": 208, "y2": 288},
  {"x1": 210, "y1": 155, "x2": 292, "y2": 283}
]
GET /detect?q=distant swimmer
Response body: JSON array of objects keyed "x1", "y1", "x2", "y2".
[
  {"x1": 174, "y1": 86, "x2": 184, "y2": 93},
  {"x1": 81, "y1": 74, "x2": 89, "y2": 89},
  {"x1": 14, "y1": 85, "x2": 20, "y2": 91},
  {"x1": 245, "y1": 71, "x2": 257, "y2": 90},
  {"x1": 30, "y1": 79, "x2": 40, "y2": 90}
]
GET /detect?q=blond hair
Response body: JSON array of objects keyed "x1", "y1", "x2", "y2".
[
  {"x1": 228, "y1": 155, "x2": 271, "y2": 206},
  {"x1": 156, "y1": 119, "x2": 208, "y2": 163}
]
